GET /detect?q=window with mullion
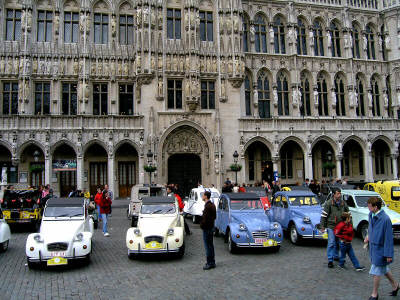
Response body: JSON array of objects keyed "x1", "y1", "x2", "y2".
[
  {"x1": 64, "y1": 12, "x2": 79, "y2": 43},
  {"x1": 273, "y1": 17, "x2": 286, "y2": 54},
  {"x1": 374, "y1": 149, "x2": 385, "y2": 175},
  {"x1": 254, "y1": 16, "x2": 267, "y2": 53},
  {"x1": 119, "y1": 84, "x2": 134, "y2": 115},
  {"x1": 300, "y1": 78, "x2": 311, "y2": 116},
  {"x1": 297, "y1": 19, "x2": 307, "y2": 55},
  {"x1": 257, "y1": 74, "x2": 270, "y2": 118},
  {"x1": 277, "y1": 73, "x2": 289, "y2": 116},
  {"x1": 167, "y1": 79, "x2": 182, "y2": 109},
  {"x1": 199, "y1": 11, "x2": 213, "y2": 41},
  {"x1": 34, "y1": 82, "x2": 51, "y2": 115},
  {"x1": 37, "y1": 10, "x2": 53, "y2": 42},
  {"x1": 61, "y1": 83, "x2": 77, "y2": 115},
  {"x1": 6, "y1": 9, "x2": 21, "y2": 41},
  {"x1": 2, "y1": 82, "x2": 18, "y2": 115},
  {"x1": 280, "y1": 148, "x2": 293, "y2": 179},
  {"x1": 330, "y1": 23, "x2": 341, "y2": 57},
  {"x1": 93, "y1": 83, "x2": 108, "y2": 115},
  {"x1": 371, "y1": 78, "x2": 380, "y2": 116},
  {"x1": 201, "y1": 81, "x2": 215, "y2": 109},
  {"x1": 366, "y1": 25, "x2": 376, "y2": 60},
  {"x1": 356, "y1": 77, "x2": 365, "y2": 117},
  {"x1": 352, "y1": 27, "x2": 360, "y2": 58},
  {"x1": 313, "y1": 21, "x2": 324, "y2": 56},
  {"x1": 242, "y1": 17, "x2": 250, "y2": 52},
  {"x1": 335, "y1": 77, "x2": 346, "y2": 116},
  {"x1": 94, "y1": 13, "x2": 109, "y2": 44},
  {"x1": 317, "y1": 77, "x2": 328, "y2": 116},
  {"x1": 244, "y1": 76, "x2": 252, "y2": 116},
  {"x1": 167, "y1": 8, "x2": 181, "y2": 40},
  {"x1": 119, "y1": 14, "x2": 134, "y2": 45}
]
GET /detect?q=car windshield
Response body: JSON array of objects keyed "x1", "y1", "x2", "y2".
[
  {"x1": 44, "y1": 206, "x2": 84, "y2": 217},
  {"x1": 289, "y1": 196, "x2": 319, "y2": 206},
  {"x1": 392, "y1": 187, "x2": 400, "y2": 200},
  {"x1": 141, "y1": 203, "x2": 176, "y2": 214},
  {"x1": 200, "y1": 192, "x2": 219, "y2": 199},
  {"x1": 230, "y1": 199, "x2": 263, "y2": 210},
  {"x1": 355, "y1": 195, "x2": 385, "y2": 207}
]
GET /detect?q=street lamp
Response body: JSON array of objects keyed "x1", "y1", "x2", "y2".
[
  {"x1": 233, "y1": 150, "x2": 239, "y2": 184},
  {"x1": 326, "y1": 150, "x2": 332, "y2": 162},
  {"x1": 33, "y1": 150, "x2": 40, "y2": 162},
  {"x1": 146, "y1": 149, "x2": 154, "y2": 185}
]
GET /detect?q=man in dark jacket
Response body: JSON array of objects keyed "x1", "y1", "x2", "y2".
[
  {"x1": 320, "y1": 187, "x2": 349, "y2": 268},
  {"x1": 200, "y1": 191, "x2": 216, "y2": 270}
]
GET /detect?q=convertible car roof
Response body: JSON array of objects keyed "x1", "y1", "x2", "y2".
[
  {"x1": 224, "y1": 193, "x2": 260, "y2": 200},
  {"x1": 142, "y1": 196, "x2": 175, "y2": 204},
  {"x1": 46, "y1": 198, "x2": 85, "y2": 207},
  {"x1": 280, "y1": 191, "x2": 316, "y2": 197}
]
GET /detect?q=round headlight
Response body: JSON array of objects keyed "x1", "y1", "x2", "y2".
[
  {"x1": 134, "y1": 229, "x2": 141, "y2": 236},
  {"x1": 303, "y1": 216, "x2": 311, "y2": 223},
  {"x1": 239, "y1": 223, "x2": 247, "y2": 231},
  {"x1": 33, "y1": 234, "x2": 42, "y2": 242},
  {"x1": 167, "y1": 228, "x2": 174, "y2": 235},
  {"x1": 76, "y1": 233, "x2": 84, "y2": 241},
  {"x1": 273, "y1": 223, "x2": 279, "y2": 229}
]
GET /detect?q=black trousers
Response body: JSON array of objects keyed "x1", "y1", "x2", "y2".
[
  {"x1": 202, "y1": 229, "x2": 215, "y2": 266},
  {"x1": 184, "y1": 218, "x2": 191, "y2": 234}
]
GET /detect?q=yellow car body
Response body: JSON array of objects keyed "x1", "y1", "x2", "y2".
[
  {"x1": 363, "y1": 181, "x2": 400, "y2": 214},
  {"x1": 2, "y1": 208, "x2": 42, "y2": 224}
]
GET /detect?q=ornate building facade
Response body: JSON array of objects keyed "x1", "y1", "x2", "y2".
[{"x1": 0, "y1": 0, "x2": 399, "y2": 197}]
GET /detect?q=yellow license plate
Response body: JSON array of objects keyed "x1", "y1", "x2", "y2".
[
  {"x1": 322, "y1": 233, "x2": 328, "y2": 239},
  {"x1": 263, "y1": 239, "x2": 277, "y2": 247},
  {"x1": 145, "y1": 241, "x2": 163, "y2": 249},
  {"x1": 47, "y1": 257, "x2": 68, "y2": 266}
]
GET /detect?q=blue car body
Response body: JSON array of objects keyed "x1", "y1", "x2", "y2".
[
  {"x1": 270, "y1": 191, "x2": 327, "y2": 244},
  {"x1": 215, "y1": 193, "x2": 283, "y2": 253}
]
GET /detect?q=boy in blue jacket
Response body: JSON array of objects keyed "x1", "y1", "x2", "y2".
[{"x1": 365, "y1": 197, "x2": 399, "y2": 300}]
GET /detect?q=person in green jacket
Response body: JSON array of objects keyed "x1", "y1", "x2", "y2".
[{"x1": 320, "y1": 187, "x2": 349, "y2": 268}]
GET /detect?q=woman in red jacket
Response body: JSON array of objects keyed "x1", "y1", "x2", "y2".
[
  {"x1": 94, "y1": 187, "x2": 103, "y2": 222},
  {"x1": 99, "y1": 190, "x2": 112, "y2": 236}
]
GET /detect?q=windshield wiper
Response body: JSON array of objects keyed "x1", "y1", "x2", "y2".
[
  {"x1": 69, "y1": 213, "x2": 83, "y2": 217},
  {"x1": 239, "y1": 207, "x2": 247, "y2": 210},
  {"x1": 53, "y1": 214, "x2": 69, "y2": 217},
  {"x1": 150, "y1": 209, "x2": 162, "y2": 215},
  {"x1": 163, "y1": 208, "x2": 174, "y2": 214}
]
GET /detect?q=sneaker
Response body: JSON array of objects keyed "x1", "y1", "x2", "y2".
[
  {"x1": 333, "y1": 257, "x2": 340, "y2": 262},
  {"x1": 104, "y1": 232, "x2": 110, "y2": 237},
  {"x1": 339, "y1": 264, "x2": 346, "y2": 269},
  {"x1": 356, "y1": 266, "x2": 365, "y2": 272},
  {"x1": 328, "y1": 262, "x2": 334, "y2": 268}
]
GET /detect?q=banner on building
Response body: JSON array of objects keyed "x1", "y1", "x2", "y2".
[{"x1": 52, "y1": 160, "x2": 77, "y2": 171}]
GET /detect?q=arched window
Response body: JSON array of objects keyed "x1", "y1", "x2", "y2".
[
  {"x1": 330, "y1": 22, "x2": 341, "y2": 57},
  {"x1": 244, "y1": 75, "x2": 252, "y2": 116},
  {"x1": 300, "y1": 74, "x2": 311, "y2": 116},
  {"x1": 366, "y1": 25, "x2": 376, "y2": 60},
  {"x1": 257, "y1": 71, "x2": 271, "y2": 118},
  {"x1": 242, "y1": 16, "x2": 250, "y2": 52},
  {"x1": 356, "y1": 75, "x2": 365, "y2": 117},
  {"x1": 371, "y1": 76, "x2": 380, "y2": 116},
  {"x1": 335, "y1": 75, "x2": 346, "y2": 116},
  {"x1": 313, "y1": 20, "x2": 324, "y2": 56},
  {"x1": 297, "y1": 18, "x2": 307, "y2": 55},
  {"x1": 317, "y1": 75, "x2": 329, "y2": 116},
  {"x1": 254, "y1": 15, "x2": 267, "y2": 53},
  {"x1": 273, "y1": 16, "x2": 286, "y2": 54},
  {"x1": 352, "y1": 24, "x2": 360, "y2": 59},
  {"x1": 277, "y1": 72, "x2": 289, "y2": 116}
]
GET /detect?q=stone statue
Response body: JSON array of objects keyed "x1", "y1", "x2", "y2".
[
  {"x1": 354, "y1": 90, "x2": 359, "y2": 106},
  {"x1": 349, "y1": 34, "x2": 353, "y2": 49},
  {"x1": 185, "y1": 12, "x2": 189, "y2": 29},
  {"x1": 385, "y1": 35, "x2": 391, "y2": 50},
  {"x1": 26, "y1": 59, "x2": 31, "y2": 74},
  {"x1": 363, "y1": 35, "x2": 368, "y2": 51},
  {"x1": 288, "y1": 27, "x2": 296, "y2": 44},
  {"x1": 24, "y1": 81, "x2": 29, "y2": 100},
  {"x1": 79, "y1": 59, "x2": 84, "y2": 74},
  {"x1": 117, "y1": 60, "x2": 122, "y2": 76},
  {"x1": 136, "y1": 8, "x2": 142, "y2": 26},
  {"x1": 158, "y1": 8, "x2": 163, "y2": 29},
  {"x1": 91, "y1": 60, "x2": 96, "y2": 75},
  {"x1": 327, "y1": 32, "x2": 332, "y2": 48},
  {"x1": 309, "y1": 30, "x2": 314, "y2": 46},
  {"x1": 59, "y1": 59, "x2": 65, "y2": 75},
  {"x1": 19, "y1": 83, "x2": 23, "y2": 101},
  {"x1": 19, "y1": 58, "x2": 23, "y2": 73},
  {"x1": 190, "y1": 10, "x2": 195, "y2": 30},
  {"x1": 13, "y1": 58, "x2": 19, "y2": 74},
  {"x1": 273, "y1": 87, "x2": 278, "y2": 104},
  {"x1": 21, "y1": 10, "x2": 26, "y2": 31},
  {"x1": 1, "y1": 167, "x2": 7, "y2": 185},
  {"x1": 179, "y1": 56, "x2": 184, "y2": 72},
  {"x1": 250, "y1": 25, "x2": 255, "y2": 42},
  {"x1": 0, "y1": 57, "x2": 5, "y2": 73},
  {"x1": 110, "y1": 59, "x2": 116, "y2": 76},
  {"x1": 221, "y1": 79, "x2": 226, "y2": 97},
  {"x1": 344, "y1": 33, "x2": 350, "y2": 49},
  {"x1": 383, "y1": 92, "x2": 389, "y2": 107},
  {"x1": 151, "y1": 9, "x2": 156, "y2": 28},
  {"x1": 331, "y1": 90, "x2": 337, "y2": 106},
  {"x1": 6, "y1": 58, "x2": 12, "y2": 74},
  {"x1": 397, "y1": 91, "x2": 400, "y2": 106},
  {"x1": 269, "y1": 27, "x2": 274, "y2": 44},
  {"x1": 158, "y1": 77, "x2": 163, "y2": 96},
  {"x1": 54, "y1": 13, "x2": 60, "y2": 36},
  {"x1": 292, "y1": 88, "x2": 299, "y2": 105},
  {"x1": 111, "y1": 15, "x2": 117, "y2": 37},
  {"x1": 53, "y1": 60, "x2": 59, "y2": 76},
  {"x1": 185, "y1": 78, "x2": 190, "y2": 98},
  {"x1": 226, "y1": 16, "x2": 232, "y2": 34},
  {"x1": 233, "y1": 15, "x2": 239, "y2": 33},
  {"x1": 123, "y1": 60, "x2": 129, "y2": 76},
  {"x1": 158, "y1": 54, "x2": 163, "y2": 70},
  {"x1": 32, "y1": 58, "x2": 38, "y2": 73},
  {"x1": 349, "y1": 90, "x2": 355, "y2": 106},
  {"x1": 103, "y1": 59, "x2": 109, "y2": 76},
  {"x1": 206, "y1": 57, "x2": 211, "y2": 72},
  {"x1": 136, "y1": 54, "x2": 141, "y2": 72},
  {"x1": 228, "y1": 59, "x2": 233, "y2": 74},
  {"x1": 213, "y1": 57, "x2": 217, "y2": 73},
  {"x1": 234, "y1": 59, "x2": 239, "y2": 74},
  {"x1": 172, "y1": 55, "x2": 178, "y2": 72},
  {"x1": 80, "y1": 13, "x2": 86, "y2": 33},
  {"x1": 39, "y1": 59, "x2": 46, "y2": 74},
  {"x1": 73, "y1": 59, "x2": 79, "y2": 75},
  {"x1": 143, "y1": 6, "x2": 149, "y2": 25},
  {"x1": 151, "y1": 55, "x2": 155, "y2": 70},
  {"x1": 185, "y1": 56, "x2": 190, "y2": 71},
  {"x1": 84, "y1": 82, "x2": 90, "y2": 100},
  {"x1": 367, "y1": 90, "x2": 373, "y2": 107},
  {"x1": 86, "y1": 14, "x2": 90, "y2": 33},
  {"x1": 77, "y1": 81, "x2": 83, "y2": 102},
  {"x1": 314, "y1": 89, "x2": 319, "y2": 106},
  {"x1": 98, "y1": 59, "x2": 103, "y2": 75}
]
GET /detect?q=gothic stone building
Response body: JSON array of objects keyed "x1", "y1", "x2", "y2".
[{"x1": 0, "y1": 0, "x2": 399, "y2": 197}]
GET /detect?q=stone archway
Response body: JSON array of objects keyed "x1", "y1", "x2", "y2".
[{"x1": 161, "y1": 125, "x2": 210, "y2": 196}]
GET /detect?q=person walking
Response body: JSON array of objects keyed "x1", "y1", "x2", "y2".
[
  {"x1": 200, "y1": 191, "x2": 216, "y2": 270},
  {"x1": 320, "y1": 187, "x2": 349, "y2": 268},
  {"x1": 365, "y1": 197, "x2": 399, "y2": 300},
  {"x1": 94, "y1": 187, "x2": 103, "y2": 222},
  {"x1": 271, "y1": 181, "x2": 280, "y2": 196},
  {"x1": 104, "y1": 184, "x2": 113, "y2": 216},
  {"x1": 334, "y1": 212, "x2": 365, "y2": 271},
  {"x1": 167, "y1": 185, "x2": 192, "y2": 235},
  {"x1": 99, "y1": 190, "x2": 112, "y2": 236}
]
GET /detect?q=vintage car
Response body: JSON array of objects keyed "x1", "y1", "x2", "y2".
[
  {"x1": 0, "y1": 208, "x2": 11, "y2": 252},
  {"x1": 215, "y1": 193, "x2": 283, "y2": 253},
  {"x1": 270, "y1": 190, "x2": 327, "y2": 245},
  {"x1": 245, "y1": 187, "x2": 270, "y2": 210},
  {"x1": 0, "y1": 189, "x2": 42, "y2": 230},
  {"x1": 126, "y1": 196, "x2": 185, "y2": 258},
  {"x1": 183, "y1": 187, "x2": 220, "y2": 223},
  {"x1": 342, "y1": 189, "x2": 400, "y2": 240},
  {"x1": 364, "y1": 181, "x2": 400, "y2": 214},
  {"x1": 127, "y1": 184, "x2": 166, "y2": 227},
  {"x1": 25, "y1": 198, "x2": 94, "y2": 268}
]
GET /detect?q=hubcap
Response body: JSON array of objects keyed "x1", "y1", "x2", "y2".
[{"x1": 291, "y1": 227, "x2": 297, "y2": 243}]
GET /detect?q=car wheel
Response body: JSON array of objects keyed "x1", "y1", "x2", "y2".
[
  {"x1": 176, "y1": 242, "x2": 185, "y2": 259},
  {"x1": 214, "y1": 228, "x2": 219, "y2": 237},
  {"x1": 27, "y1": 258, "x2": 39, "y2": 270},
  {"x1": 131, "y1": 217, "x2": 138, "y2": 227},
  {"x1": 290, "y1": 224, "x2": 301, "y2": 245},
  {"x1": 0, "y1": 240, "x2": 9, "y2": 252},
  {"x1": 360, "y1": 223, "x2": 369, "y2": 240},
  {"x1": 128, "y1": 253, "x2": 137, "y2": 260},
  {"x1": 272, "y1": 245, "x2": 281, "y2": 253},
  {"x1": 85, "y1": 254, "x2": 91, "y2": 265},
  {"x1": 228, "y1": 232, "x2": 238, "y2": 254}
]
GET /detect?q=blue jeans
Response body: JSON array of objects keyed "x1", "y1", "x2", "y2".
[
  {"x1": 101, "y1": 213, "x2": 108, "y2": 233},
  {"x1": 339, "y1": 241, "x2": 361, "y2": 268},
  {"x1": 202, "y1": 229, "x2": 215, "y2": 266},
  {"x1": 327, "y1": 228, "x2": 339, "y2": 262},
  {"x1": 97, "y1": 206, "x2": 102, "y2": 220}
]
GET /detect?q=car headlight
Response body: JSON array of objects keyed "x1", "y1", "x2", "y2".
[
  {"x1": 239, "y1": 223, "x2": 247, "y2": 231},
  {"x1": 167, "y1": 228, "x2": 174, "y2": 235},
  {"x1": 75, "y1": 233, "x2": 84, "y2": 242},
  {"x1": 303, "y1": 216, "x2": 311, "y2": 223},
  {"x1": 134, "y1": 229, "x2": 141, "y2": 236},
  {"x1": 33, "y1": 234, "x2": 43, "y2": 243},
  {"x1": 273, "y1": 223, "x2": 279, "y2": 229}
]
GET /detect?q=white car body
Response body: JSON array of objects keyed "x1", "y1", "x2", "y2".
[
  {"x1": 126, "y1": 196, "x2": 184, "y2": 257},
  {"x1": 0, "y1": 208, "x2": 11, "y2": 252},
  {"x1": 25, "y1": 198, "x2": 94, "y2": 268},
  {"x1": 183, "y1": 187, "x2": 220, "y2": 219}
]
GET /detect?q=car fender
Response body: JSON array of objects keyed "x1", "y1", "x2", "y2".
[
  {"x1": 25, "y1": 233, "x2": 45, "y2": 258},
  {"x1": 166, "y1": 226, "x2": 184, "y2": 248},
  {"x1": 0, "y1": 221, "x2": 11, "y2": 243}
]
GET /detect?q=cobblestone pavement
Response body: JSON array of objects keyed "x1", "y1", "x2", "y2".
[{"x1": 1, "y1": 202, "x2": 400, "y2": 300}]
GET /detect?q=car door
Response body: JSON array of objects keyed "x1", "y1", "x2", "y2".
[
  {"x1": 343, "y1": 194, "x2": 361, "y2": 229},
  {"x1": 281, "y1": 196, "x2": 290, "y2": 229},
  {"x1": 220, "y1": 198, "x2": 230, "y2": 234},
  {"x1": 216, "y1": 196, "x2": 224, "y2": 230},
  {"x1": 272, "y1": 195, "x2": 283, "y2": 226},
  {"x1": 187, "y1": 191, "x2": 195, "y2": 214}
]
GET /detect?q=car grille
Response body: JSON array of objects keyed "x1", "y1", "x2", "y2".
[
  {"x1": 252, "y1": 231, "x2": 269, "y2": 239},
  {"x1": 11, "y1": 211, "x2": 20, "y2": 219},
  {"x1": 144, "y1": 236, "x2": 163, "y2": 244},
  {"x1": 47, "y1": 242, "x2": 68, "y2": 251},
  {"x1": 393, "y1": 225, "x2": 400, "y2": 235}
]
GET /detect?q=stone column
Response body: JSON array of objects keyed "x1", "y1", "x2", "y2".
[
  {"x1": 365, "y1": 150, "x2": 374, "y2": 182},
  {"x1": 392, "y1": 154, "x2": 399, "y2": 180},
  {"x1": 76, "y1": 155, "x2": 83, "y2": 190},
  {"x1": 272, "y1": 156, "x2": 279, "y2": 182},
  {"x1": 138, "y1": 155, "x2": 145, "y2": 185},
  {"x1": 44, "y1": 153, "x2": 52, "y2": 185},
  {"x1": 336, "y1": 155, "x2": 343, "y2": 180},
  {"x1": 108, "y1": 154, "x2": 115, "y2": 197},
  {"x1": 305, "y1": 153, "x2": 313, "y2": 180}
]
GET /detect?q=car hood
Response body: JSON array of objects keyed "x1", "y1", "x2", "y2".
[
  {"x1": 231, "y1": 211, "x2": 271, "y2": 230},
  {"x1": 40, "y1": 220, "x2": 85, "y2": 242},
  {"x1": 383, "y1": 207, "x2": 400, "y2": 224},
  {"x1": 290, "y1": 206, "x2": 322, "y2": 225},
  {"x1": 138, "y1": 215, "x2": 178, "y2": 236}
]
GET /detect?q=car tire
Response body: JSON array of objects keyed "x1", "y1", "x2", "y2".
[
  {"x1": 290, "y1": 224, "x2": 301, "y2": 245},
  {"x1": 32, "y1": 221, "x2": 40, "y2": 232},
  {"x1": 27, "y1": 258, "x2": 39, "y2": 270},
  {"x1": 0, "y1": 240, "x2": 9, "y2": 252},
  {"x1": 214, "y1": 228, "x2": 219, "y2": 237},
  {"x1": 131, "y1": 217, "x2": 138, "y2": 227},
  {"x1": 94, "y1": 221, "x2": 98, "y2": 229},
  {"x1": 85, "y1": 254, "x2": 91, "y2": 265},
  {"x1": 176, "y1": 242, "x2": 185, "y2": 259},
  {"x1": 360, "y1": 223, "x2": 369, "y2": 240},
  {"x1": 272, "y1": 245, "x2": 281, "y2": 253},
  {"x1": 228, "y1": 231, "x2": 238, "y2": 254},
  {"x1": 128, "y1": 253, "x2": 137, "y2": 260}
]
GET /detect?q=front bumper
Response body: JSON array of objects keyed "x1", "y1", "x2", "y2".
[
  {"x1": 27, "y1": 254, "x2": 88, "y2": 263},
  {"x1": 301, "y1": 232, "x2": 328, "y2": 240},
  {"x1": 128, "y1": 243, "x2": 180, "y2": 254},
  {"x1": 236, "y1": 240, "x2": 281, "y2": 248}
]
